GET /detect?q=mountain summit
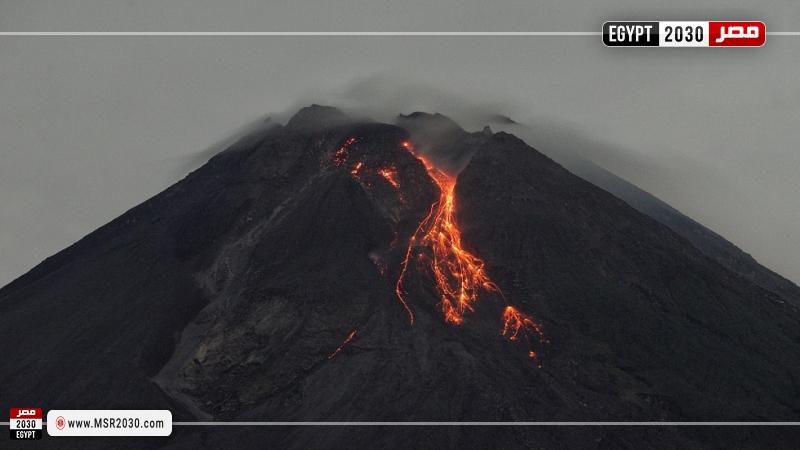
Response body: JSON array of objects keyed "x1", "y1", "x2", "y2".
[{"x1": 2, "y1": 106, "x2": 799, "y2": 448}]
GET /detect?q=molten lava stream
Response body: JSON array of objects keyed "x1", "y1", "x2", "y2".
[
  {"x1": 328, "y1": 329, "x2": 357, "y2": 360},
  {"x1": 395, "y1": 140, "x2": 547, "y2": 362},
  {"x1": 396, "y1": 140, "x2": 499, "y2": 324}
]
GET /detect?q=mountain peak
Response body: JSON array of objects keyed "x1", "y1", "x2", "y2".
[
  {"x1": 286, "y1": 104, "x2": 348, "y2": 131},
  {"x1": 2, "y1": 106, "x2": 800, "y2": 448},
  {"x1": 485, "y1": 113, "x2": 518, "y2": 125},
  {"x1": 396, "y1": 111, "x2": 467, "y2": 147}
]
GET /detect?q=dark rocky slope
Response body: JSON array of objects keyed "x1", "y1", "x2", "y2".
[
  {"x1": 566, "y1": 159, "x2": 800, "y2": 307},
  {"x1": 1, "y1": 106, "x2": 799, "y2": 448}
]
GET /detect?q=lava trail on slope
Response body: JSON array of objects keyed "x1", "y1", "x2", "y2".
[{"x1": 395, "y1": 140, "x2": 547, "y2": 362}]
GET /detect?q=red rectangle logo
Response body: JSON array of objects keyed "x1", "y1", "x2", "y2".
[
  {"x1": 709, "y1": 21, "x2": 765, "y2": 46},
  {"x1": 9, "y1": 408, "x2": 42, "y2": 420}
]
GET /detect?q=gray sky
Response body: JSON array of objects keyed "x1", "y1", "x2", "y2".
[{"x1": 1, "y1": 1, "x2": 798, "y2": 286}]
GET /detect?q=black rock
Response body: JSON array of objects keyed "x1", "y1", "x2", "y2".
[{"x1": 1, "y1": 107, "x2": 799, "y2": 448}]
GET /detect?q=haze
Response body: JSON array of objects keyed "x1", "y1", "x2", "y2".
[{"x1": 0, "y1": 1, "x2": 798, "y2": 285}]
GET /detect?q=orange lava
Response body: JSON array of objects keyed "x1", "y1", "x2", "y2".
[
  {"x1": 333, "y1": 137, "x2": 357, "y2": 167},
  {"x1": 396, "y1": 140, "x2": 547, "y2": 362},
  {"x1": 394, "y1": 199, "x2": 432, "y2": 325},
  {"x1": 328, "y1": 329, "x2": 357, "y2": 359},
  {"x1": 502, "y1": 306, "x2": 546, "y2": 343},
  {"x1": 396, "y1": 140, "x2": 502, "y2": 324},
  {"x1": 332, "y1": 138, "x2": 546, "y2": 362},
  {"x1": 378, "y1": 167, "x2": 401, "y2": 189},
  {"x1": 395, "y1": 141, "x2": 501, "y2": 323},
  {"x1": 414, "y1": 162, "x2": 500, "y2": 324}
]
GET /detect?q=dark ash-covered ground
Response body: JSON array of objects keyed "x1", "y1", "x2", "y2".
[{"x1": 1, "y1": 106, "x2": 799, "y2": 448}]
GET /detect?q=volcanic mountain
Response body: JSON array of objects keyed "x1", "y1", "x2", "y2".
[{"x1": 1, "y1": 105, "x2": 799, "y2": 448}]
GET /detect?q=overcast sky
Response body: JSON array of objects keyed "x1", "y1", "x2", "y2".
[{"x1": 1, "y1": 1, "x2": 798, "y2": 286}]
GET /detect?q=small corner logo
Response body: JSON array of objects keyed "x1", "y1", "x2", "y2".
[
  {"x1": 603, "y1": 21, "x2": 765, "y2": 47},
  {"x1": 9, "y1": 408, "x2": 43, "y2": 440},
  {"x1": 709, "y1": 21, "x2": 766, "y2": 46}
]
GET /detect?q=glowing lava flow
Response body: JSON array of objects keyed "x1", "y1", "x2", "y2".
[
  {"x1": 406, "y1": 158, "x2": 498, "y2": 324},
  {"x1": 328, "y1": 329, "x2": 357, "y2": 359},
  {"x1": 330, "y1": 137, "x2": 546, "y2": 362},
  {"x1": 502, "y1": 306, "x2": 546, "y2": 345},
  {"x1": 333, "y1": 137, "x2": 357, "y2": 167},
  {"x1": 396, "y1": 140, "x2": 547, "y2": 360},
  {"x1": 350, "y1": 161, "x2": 363, "y2": 176},
  {"x1": 378, "y1": 167, "x2": 401, "y2": 189},
  {"x1": 396, "y1": 140, "x2": 502, "y2": 324}
]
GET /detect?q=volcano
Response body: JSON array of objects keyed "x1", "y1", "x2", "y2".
[{"x1": 1, "y1": 105, "x2": 799, "y2": 448}]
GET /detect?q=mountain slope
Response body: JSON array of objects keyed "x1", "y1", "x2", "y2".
[
  {"x1": 456, "y1": 132, "x2": 800, "y2": 419},
  {"x1": 1, "y1": 106, "x2": 799, "y2": 448},
  {"x1": 481, "y1": 117, "x2": 800, "y2": 307},
  {"x1": 566, "y1": 159, "x2": 800, "y2": 307}
]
